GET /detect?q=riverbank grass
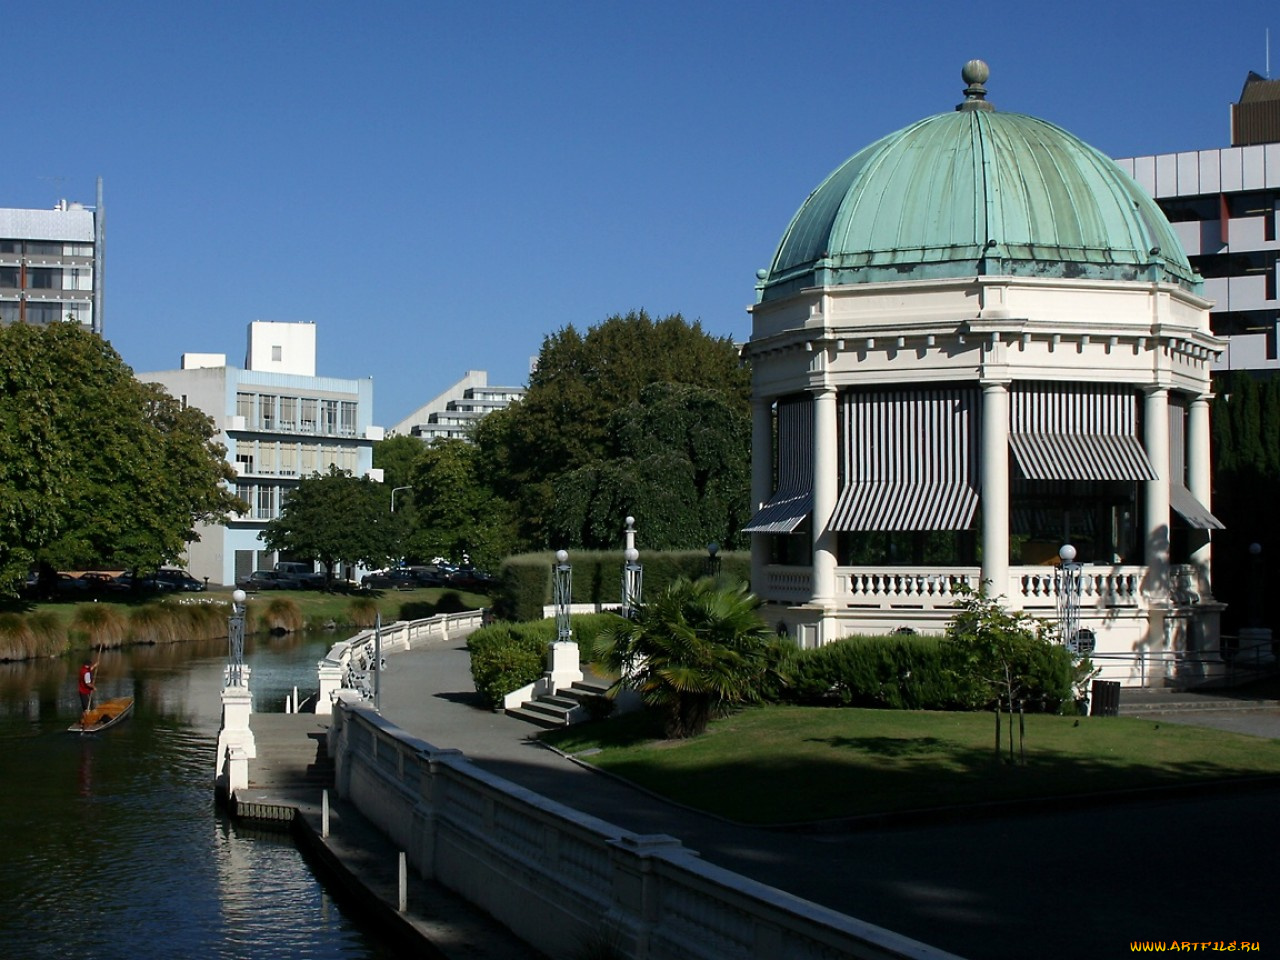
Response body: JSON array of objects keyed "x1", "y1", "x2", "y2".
[{"x1": 541, "y1": 705, "x2": 1280, "y2": 824}]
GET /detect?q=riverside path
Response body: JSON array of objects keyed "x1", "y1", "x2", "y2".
[{"x1": 372, "y1": 639, "x2": 1280, "y2": 960}]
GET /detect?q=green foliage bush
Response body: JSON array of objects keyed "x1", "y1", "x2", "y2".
[
  {"x1": 784, "y1": 635, "x2": 971, "y2": 710},
  {"x1": 467, "y1": 613, "x2": 622, "y2": 708},
  {"x1": 492, "y1": 550, "x2": 750, "y2": 622}
]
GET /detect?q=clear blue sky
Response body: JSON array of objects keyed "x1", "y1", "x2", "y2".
[{"x1": 7, "y1": 0, "x2": 1275, "y2": 424}]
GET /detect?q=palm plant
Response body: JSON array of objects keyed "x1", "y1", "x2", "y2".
[{"x1": 592, "y1": 577, "x2": 778, "y2": 739}]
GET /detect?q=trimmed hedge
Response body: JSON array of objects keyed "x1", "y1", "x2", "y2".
[
  {"x1": 467, "y1": 613, "x2": 624, "y2": 709},
  {"x1": 782, "y1": 634, "x2": 1075, "y2": 713},
  {"x1": 491, "y1": 550, "x2": 750, "y2": 622}
]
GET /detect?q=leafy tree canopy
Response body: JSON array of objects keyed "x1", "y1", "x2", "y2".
[
  {"x1": 478, "y1": 310, "x2": 749, "y2": 549},
  {"x1": 407, "y1": 438, "x2": 516, "y2": 570},
  {"x1": 551, "y1": 382, "x2": 750, "y2": 551},
  {"x1": 373, "y1": 434, "x2": 426, "y2": 491},
  {"x1": 0, "y1": 323, "x2": 240, "y2": 595},
  {"x1": 262, "y1": 465, "x2": 400, "y2": 579}
]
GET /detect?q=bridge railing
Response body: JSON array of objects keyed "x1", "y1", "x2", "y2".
[
  {"x1": 329, "y1": 699, "x2": 962, "y2": 960},
  {"x1": 315, "y1": 609, "x2": 486, "y2": 715}
]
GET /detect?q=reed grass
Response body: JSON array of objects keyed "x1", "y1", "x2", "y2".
[
  {"x1": 71, "y1": 603, "x2": 130, "y2": 649},
  {"x1": 347, "y1": 596, "x2": 379, "y2": 628},
  {"x1": 259, "y1": 597, "x2": 304, "y2": 634}
]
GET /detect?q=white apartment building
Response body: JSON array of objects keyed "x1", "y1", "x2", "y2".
[
  {"x1": 0, "y1": 180, "x2": 104, "y2": 333},
  {"x1": 1116, "y1": 71, "x2": 1280, "y2": 372},
  {"x1": 143, "y1": 321, "x2": 384, "y2": 586},
  {"x1": 390, "y1": 369, "x2": 526, "y2": 443}
]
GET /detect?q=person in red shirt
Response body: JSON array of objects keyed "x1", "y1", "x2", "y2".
[{"x1": 77, "y1": 658, "x2": 99, "y2": 714}]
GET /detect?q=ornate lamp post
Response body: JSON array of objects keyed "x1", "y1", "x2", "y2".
[
  {"x1": 705, "y1": 541, "x2": 721, "y2": 579},
  {"x1": 226, "y1": 588, "x2": 247, "y2": 687},
  {"x1": 544, "y1": 549, "x2": 584, "y2": 696},
  {"x1": 1056, "y1": 544, "x2": 1085, "y2": 654},
  {"x1": 622, "y1": 516, "x2": 643, "y2": 619},
  {"x1": 553, "y1": 549, "x2": 573, "y2": 644}
]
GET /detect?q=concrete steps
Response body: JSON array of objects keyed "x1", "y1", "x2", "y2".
[
  {"x1": 506, "y1": 677, "x2": 614, "y2": 729},
  {"x1": 1118, "y1": 687, "x2": 1280, "y2": 715}
]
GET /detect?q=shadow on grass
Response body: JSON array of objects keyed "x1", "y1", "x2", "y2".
[{"x1": 543, "y1": 707, "x2": 1280, "y2": 825}]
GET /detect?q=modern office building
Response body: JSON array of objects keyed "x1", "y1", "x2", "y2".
[
  {"x1": 142, "y1": 321, "x2": 384, "y2": 586},
  {"x1": 389, "y1": 369, "x2": 526, "y2": 443},
  {"x1": 1115, "y1": 71, "x2": 1280, "y2": 372},
  {"x1": 0, "y1": 179, "x2": 105, "y2": 334},
  {"x1": 744, "y1": 61, "x2": 1223, "y2": 684}
]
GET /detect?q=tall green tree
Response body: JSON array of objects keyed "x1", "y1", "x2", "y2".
[
  {"x1": 478, "y1": 310, "x2": 749, "y2": 549},
  {"x1": 591, "y1": 578, "x2": 777, "y2": 739},
  {"x1": 262, "y1": 466, "x2": 399, "y2": 581},
  {"x1": 407, "y1": 439, "x2": 516, "y2": 569},
  {"x1": 0, "y1": 323, "x2": 240, "y2": 595},
  {"x1": 551, "y1": 382, "x2": 750, "y2": 550},
  {"x1": 373, "y1": 434, "x2": 426, "y2": 491}
]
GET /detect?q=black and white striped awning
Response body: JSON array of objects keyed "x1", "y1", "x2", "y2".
[
  {"x1": 1167, "y1": 403, "x2": 1223, "y2": 529},
  {"x1": 830, "y1": 387, "x2": 979, "y2": 531},
  {"x1": 1009, "y1": 384, "x2": 1156, "y2": 481},
  {"x1": 743, "y1": 396, "x2": 813, "y2": 534}
]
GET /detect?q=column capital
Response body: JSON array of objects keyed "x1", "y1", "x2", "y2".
[{"x1": 979, "y1": 378, "x2": 1011, "y2": 392}]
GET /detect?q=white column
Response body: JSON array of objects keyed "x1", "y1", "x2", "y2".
[
  {"x1": 1144, "y1": 387, "x2": 1171, "y2": 597},
  {"x1": 811, "y1": 386, "x2": 838, "y2": 607},
  {"x1": 1186, "y1": 394, "x2": 1213, "y2": 592},
  {"x1": 980, "y1": 380, "x2": 1010, "y2": 600},
  {"x1": 750, "y1": 396, "x2": 772, "y2": 597}
]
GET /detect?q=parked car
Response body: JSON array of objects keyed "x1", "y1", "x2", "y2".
[
  {"x1": 155, "y1": 568, "x2": 207, "y2": 592},
  {"x1": 235, "y1": 570, "x2": 296, "y2": 591},
  {"x1": 447, "y1": 568, "x2": 498, "y2": 591},
  {"x1": 360, "y1": 569, "x2": 419, "y2": 590},
  {"x1": 274, "y1": 562, "x2": 325, "y2": 589},
  {"x1": 53, "y1": 573, "x2": 91, "y2": 597},
  {"x1": 80, "y1": 571, "x2": 131, "y2": 596},
  {"x1": 115, "y1": 572, "x2": 177, "y2": 594}
]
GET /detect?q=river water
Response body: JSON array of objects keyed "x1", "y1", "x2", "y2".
[{"x1": 0, "y1": 631, "x2": 396, "y2": 960}]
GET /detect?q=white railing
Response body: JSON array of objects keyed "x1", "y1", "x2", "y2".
[
  {"x1": 763, "y1": 564, "x2": 1150, "y2": 613},
  {"x1": 329, "y1": 701, "x2": 961, "y2": 960},
  {"x1": 315, "y1": 610, "x2": 486, "y2": 715}
]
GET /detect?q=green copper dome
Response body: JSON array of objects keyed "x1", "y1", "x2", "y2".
[{"x1": 758, "y1": 62, "x2": 1198, "y2": 303}]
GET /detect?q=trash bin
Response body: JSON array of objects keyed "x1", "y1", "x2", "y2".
[{"x1": 1091, "y1": 679, "x2": 1121, "y2": 717}]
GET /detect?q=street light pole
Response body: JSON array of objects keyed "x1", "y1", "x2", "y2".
[
  {"x1": 390, "y1": 486, "x2": 412, "y2": 512},
  {"x1": 1056, "y1": 544, "x2": 1082, "y2": 653}
]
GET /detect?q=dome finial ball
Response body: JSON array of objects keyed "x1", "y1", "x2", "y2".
[{"x1": 962, "y1": 60, "x2": 989, "y2": 85}]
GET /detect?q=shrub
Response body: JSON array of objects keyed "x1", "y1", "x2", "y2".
[
  {"x1": 471, "y1": 642, "x2": 545, "y2": 709},
  {"x1": 260, "y1": 597, "x2": 304, "y2": 634},
  {"x1": 347, "y1": 596, "x2": 379, "y2": 629},
  {"x1": 0, "y1": 613, "x2": 34, "y2": 661},
  {"x1": 71, "y1": 604, "x2": 129, "y2": 649},
  {"x1": 785, "y1": 635, "x2": 970, "y2": 710},
  {"x1": 944, "y1": 588, "x2": 1074, "y2": 712},
  {"x1": 129, "y1": 604, "x2": 178, "y2": 644}
]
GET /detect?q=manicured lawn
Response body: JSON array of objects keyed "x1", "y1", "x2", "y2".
[{"x1": 541, "y1": 704, "x2": 1280, "y2": 824}]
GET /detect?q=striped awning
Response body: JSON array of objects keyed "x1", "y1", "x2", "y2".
[
  {"x1": 832, "y1": 481, "x2": 978, "y2": 531},
  {"x1": 1010, "y1": 383, "x2": 1156, "y2": 481},
  {"x1": 830, "y1": 387, "x2": 979, "y2": 531},
  {"x1": 1168, "y1": 403, "x2": 1223, "y2": 530},
  {"x1": 1170, "y1": 484, "x2": 1225, "y2": 530},
  {"x1": 743, "y1": 396, "x2": 813, "y2": 534},
  {"x1": 1009, "y1": 433, "x2": 1157, "y2": 481}
]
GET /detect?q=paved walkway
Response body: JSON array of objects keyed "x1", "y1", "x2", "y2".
[{"x1": 374, "y1": 641, "x2": 1280, "y2": 960}]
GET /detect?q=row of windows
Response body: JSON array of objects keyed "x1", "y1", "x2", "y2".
[
  {"x1": 234, "y1": 484, "x2": 282, "y2": 521},
  {"x1": 234, "y1": 392, "x2": 359, "y2": 436},
  {"x1": 0, "y1": 240, "x2": 93, "y2": 256},
  {"x1": 233, "y1": 442, "x2": 358, "y2": 478},
  {"x1": 0, "y1": 301, "x2": 92, "y2": 324},
  {"x1": 0, "y1": 266, "x2": 92, "y2": 291}
]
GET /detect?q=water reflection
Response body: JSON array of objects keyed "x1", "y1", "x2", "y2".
[{"x1": 0, "y1": 630, "x2": 394, "y2": 960}]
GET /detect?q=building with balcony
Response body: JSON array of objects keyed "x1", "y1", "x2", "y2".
[
  {"x1": 0, "y1": 180, "x2": 104, "y2": 333},
  {"x1": 142, "y1": 321, "x2": 384, "y2": 586},
  {"x1": 744, "y1": 62, "x2": 1224, "y2": 686},
  {"x1": 389, "y1": 369, "x2": 526, "y2": 443},
  {"x1": 1115, "y1": 71, "x2": 1280, "y2": 373}
]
